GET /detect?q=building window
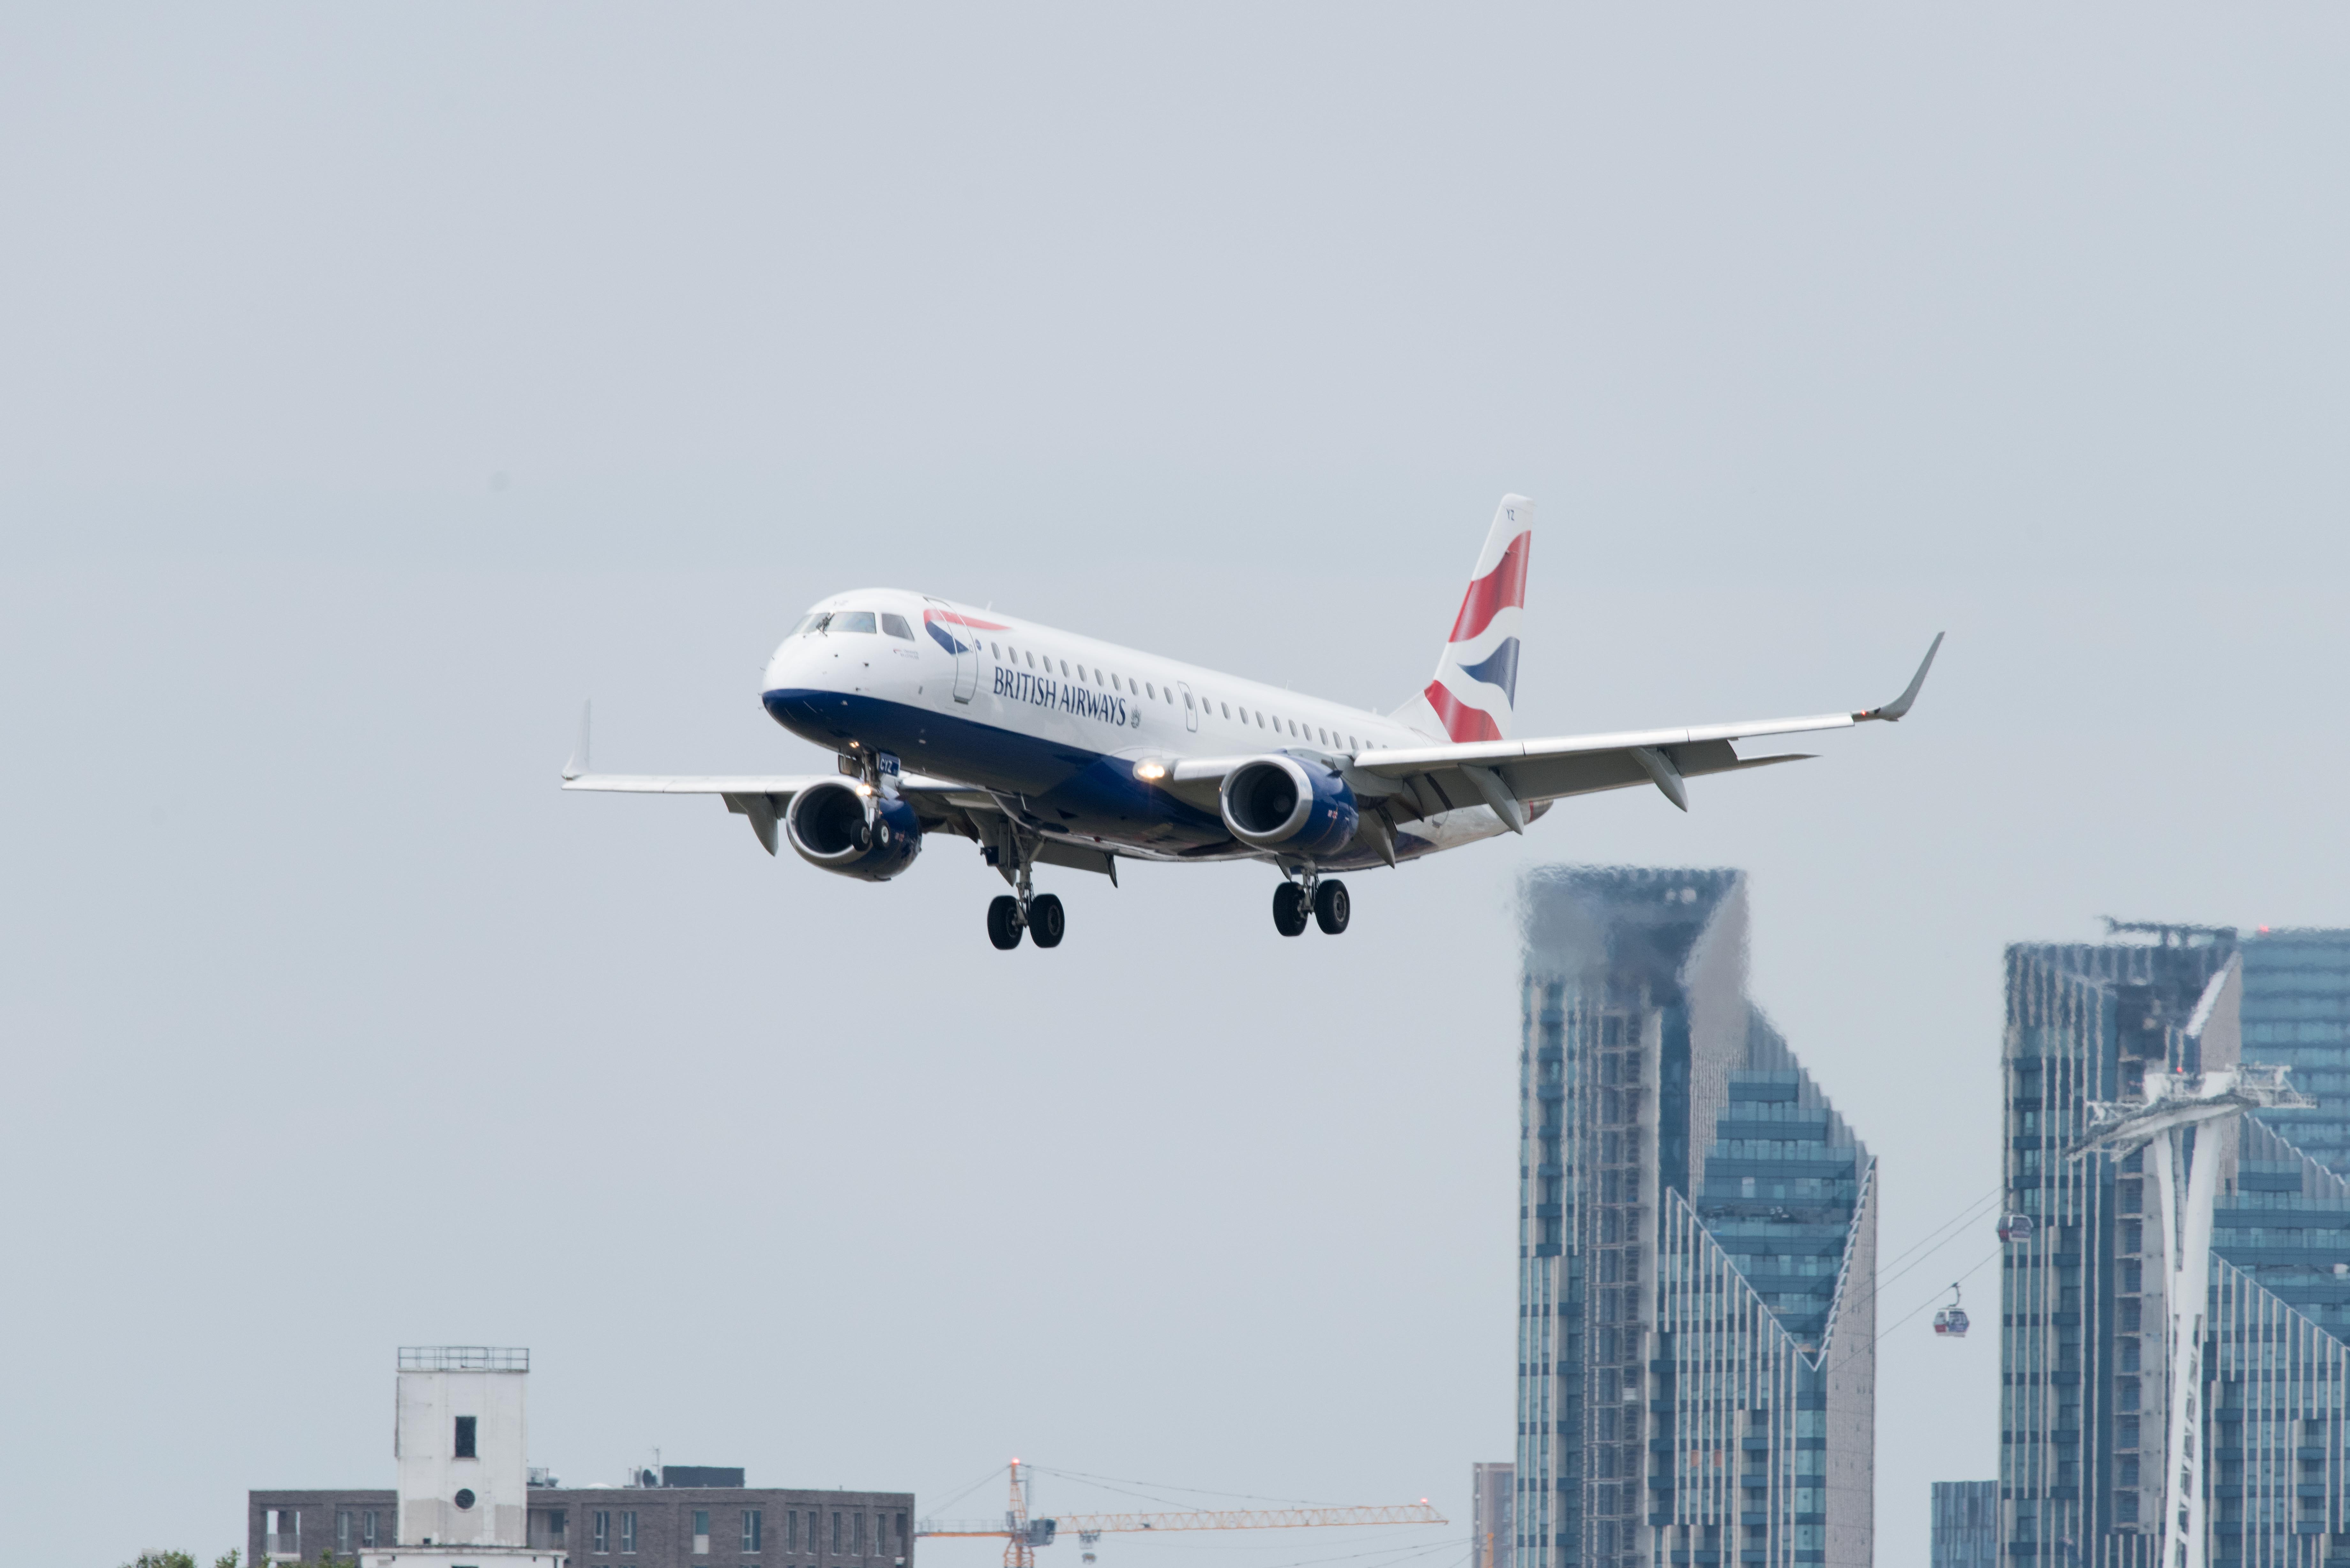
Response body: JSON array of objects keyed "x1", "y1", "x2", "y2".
[
  {"x1": 622, "y1": 1512, "x2": 638, "y2": 1554},
  {"x1": 363, "y1": 1512, "x2": 380, "y2": 1550},
  {"x1": 695, "y1": 1510, "x2": 713, "y2": 1556},
  {"x1": 454, "y1": 1415, "x2": 479, "y2": 1459},
  {"x1": 745, "y1": 1511, "x2": 763, "y2": 1553},
  {"x1": 834, "y1": 1512, "x2": 845, "y2": 1554},
  {"x1": 338, "y1": 1511, "x2": 353, "y2": 1553},
  {"x1": 788, "y1": 1513, "x2": 800, "y2": 1552},
  {"x1": 856, "y1": 1514, "x2": 868, "y2": 1555},
  {"x1": 595, "y1": 1512, "x2": 612, "y2": 1554}
]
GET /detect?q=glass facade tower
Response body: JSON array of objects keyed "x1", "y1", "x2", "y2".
[
  {"x1": 2241, "y1": 930, "x2": 2350, "y2": 1179},
  {"x1": 2001, "y1": 929, "x2": 2350, "y2": 1568},
  {"x1": 1516, "y1": 868, "x2": 1876, "y2": 1568},
  {"x1": 1932, "y1": 1481, "x2": 1998, "y2": 1568}
]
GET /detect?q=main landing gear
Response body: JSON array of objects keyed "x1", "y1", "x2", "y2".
[
  {"x1": 985, "y1": 848, "x2": 1065, "y2": 951},
  {"x1": 1273, "y1": 871, "x2": 1350, "y2": 937}
]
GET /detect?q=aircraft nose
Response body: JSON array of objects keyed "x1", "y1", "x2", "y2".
[{"x1": 764, "y1": 637, "x2": 810, "y2": 691}]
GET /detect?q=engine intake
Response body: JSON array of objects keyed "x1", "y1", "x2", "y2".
[
  {"x1": 1220, "y1": 755, "x2": 1359, "y2": 857},
  {"x1": 784, "y1": 779, "x2": 922, "y2": 881}
]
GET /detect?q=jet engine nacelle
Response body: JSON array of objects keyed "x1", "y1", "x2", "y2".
[
  {"x1": 1219, "y1": 754, "x2": 1359, "y2": 857},
  {"x1": 784, "y1": 779, "x2": 922, "y2": 881}
]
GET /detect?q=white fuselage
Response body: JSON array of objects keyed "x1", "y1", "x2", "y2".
[{"x1": 758, "y1": 587, "x2": 1510, "y2": 864}]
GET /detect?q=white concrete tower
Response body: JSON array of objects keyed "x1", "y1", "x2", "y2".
[
  {"x1": 2070, "y1": 1066, "x2": 2313, "y2": 1568},
  {"x1": 396, "y1": 1346, "x2": 532, "y2": 1549}
]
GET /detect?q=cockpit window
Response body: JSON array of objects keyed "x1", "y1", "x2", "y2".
[
  {"x1": 880, "y1": 613, "x2": 914, "y2": 641},
  {"x1": 830, "y1": 610, "x2": 878, "y2": 635},
  {"x1": 793, "y1": 612, "x2": 829, "y2": 636}
]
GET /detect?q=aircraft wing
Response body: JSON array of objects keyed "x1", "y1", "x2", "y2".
[
  {"x1": 561, "y1": 768, "x2": 1001, "y2": 856},
  {"x1": 560, "y1": 774, "x2": 833, "y2": 796},
  {"x1": 559, "y1": 766, "x2": 1135, "y2": 878},
  {"x1": 1348, "y1": 633, "x2": 1941, "y2": 828}
]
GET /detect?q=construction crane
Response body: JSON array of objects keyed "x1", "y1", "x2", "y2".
[{"x1": 918, "y1": 1462, "x2": 1447, "y2": 1568}]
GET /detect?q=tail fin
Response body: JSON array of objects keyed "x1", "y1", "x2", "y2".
[{"x1": 1390, "y1": 494, "x2": 1532, "y2": 743}]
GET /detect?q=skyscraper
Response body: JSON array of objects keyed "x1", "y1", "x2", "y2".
[
  {"x1": 2000, "y1": 928, "x2": 2350, "y2": 1568},
  {"x1": 2240, "y1": 929, "x2": 2350, "y2": 1179},
  {"x1": 2207, "y1": 1118, "x2": 2350, "y2": 1558},
  {"x1": 1515, "y1": 868, "x2": 1876, "y2": 1568},
  {"x1": 1932, "y1": 1482, "x2": 1998, "y2": 1568},
  {"x1": 1474, "y1": 1462, "x2": 1517, "y2": 1568}
]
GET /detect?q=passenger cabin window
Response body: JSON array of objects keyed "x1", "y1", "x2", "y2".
[
  {"x1": 1060, "y1": 659, "x2": 1070, "y2": 677},
  {"x1": 880, "y1": 613, "x2": 914, "y2": 641},
  {"x1": 991, "y1": 643, "x2": 1001, "y2": 658},
  {"x1": 830, "y1": 610, "x2": 877, "y2": 634}
]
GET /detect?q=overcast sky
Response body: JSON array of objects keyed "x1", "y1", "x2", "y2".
[{"x1": 4, "y1": 7, "x2": 2347, "y2": 1566}]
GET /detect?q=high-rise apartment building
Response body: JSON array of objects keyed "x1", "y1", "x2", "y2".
[
  {"x1": 2209, "y1": 1118, "x2": 2350, "y2": 1557},
  {"x1": 1474, "y1": 1463, "x2": 1517, "y2": 1568},
  {"x1": 2241, "y1": 929, "x2": 2350, "y2": 1178},
  {"x1": 2000, "y1": 929, "x2": 2350, "y2": 1568},
  {"x1": 1515, "y1": 868, "x2": 1876, "y2": 1568},
  {"x1": 1931, "y1": 1482, "x2": 1997, "y2": 1568}
]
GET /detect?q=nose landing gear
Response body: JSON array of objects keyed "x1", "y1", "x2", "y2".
[{"x1": 1273, "y1": 870, "x2": 1350, "y2": 937}]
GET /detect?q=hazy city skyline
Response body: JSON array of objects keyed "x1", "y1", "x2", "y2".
[{"x1": 4, "y1": 8, "x2": 2347, "y2": 1568}]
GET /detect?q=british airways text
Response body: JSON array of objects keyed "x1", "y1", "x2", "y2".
[{"x1": 995, "y1": 666, "x2": 1129, "y2": 727}]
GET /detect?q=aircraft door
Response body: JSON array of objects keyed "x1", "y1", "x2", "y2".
[
  {"x1": 1179, "y1": 680, "x2": 1199, "y2": 733},
  {"x1": 925, "y1": 597, "x2": 980, "y2": 704}
]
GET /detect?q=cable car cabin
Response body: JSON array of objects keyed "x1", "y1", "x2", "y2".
[
  {"x1": 1933, "y1": 1307, "x2": 1970, "y2": 1338},
  {"x1": 1997, "y1": 1213, "x2": 2035, "y2": 1243}
]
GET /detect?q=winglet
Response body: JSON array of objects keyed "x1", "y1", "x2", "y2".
[
  {"x1": 563, "y1": 701, "x2": 591, "y2": 780},
  {"x1": 1856, "y1": 633, "x2": 1944, "y2": 723}
]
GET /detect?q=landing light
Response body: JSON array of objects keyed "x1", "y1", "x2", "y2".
[
  {"x1": 854, "y1": 782, "x2": 875, "y2": 797},
  {"x1": 1135, "y1": 759, "x2": 1168, "y2": 781}
]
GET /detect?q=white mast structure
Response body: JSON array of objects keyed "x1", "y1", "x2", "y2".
[{"x1": 2067, "y1": 1065, "x2": 2313, "y2": 1568}]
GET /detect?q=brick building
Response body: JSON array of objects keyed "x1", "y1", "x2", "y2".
[
  {"x1": 248, "y1": 1482, "x2": 914, "y2": 1568},
  {"x1": 249, "y1": 1349, "x2": 913, "y2": 1568}
]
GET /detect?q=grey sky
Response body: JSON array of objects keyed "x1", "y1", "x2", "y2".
[{"x1": 3, "y1": 7, "x2": 2346, "y2": 1565}]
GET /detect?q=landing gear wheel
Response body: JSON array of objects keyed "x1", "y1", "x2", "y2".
[
  {"x1": 1027, "y1": 893, "x2": 1066, "y2": 948},
  {"x1": 987, "y1": 895, "x2": 1024, "y2": 950},
  {"x1": 1314, "y1": 879, "x2": 1350, "y2": 934},
  {"x1": 1272, "y1": 882, "x2": 1310, "y2": 937}
]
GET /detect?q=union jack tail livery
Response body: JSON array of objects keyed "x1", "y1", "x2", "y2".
[{"x1": 1392, "y1": 494, "x2": 1532, "y2": 744}]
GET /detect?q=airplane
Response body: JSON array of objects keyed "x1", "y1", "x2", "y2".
[{"x1": 563, "y1": 495, "x2": 1941, "y2": 949}]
